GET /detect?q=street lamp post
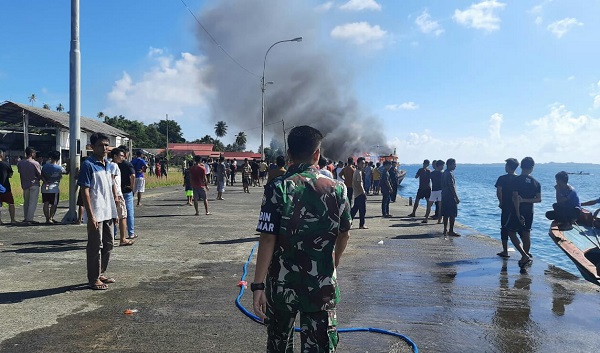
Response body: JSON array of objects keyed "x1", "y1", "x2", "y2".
[{"x1": 261, "y1": 36, "x2": 302, "y2": 160}]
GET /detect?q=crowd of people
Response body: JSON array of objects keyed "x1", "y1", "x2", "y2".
[{"x1": 3, "y1": 126, "x2": 598, "y2": 352}]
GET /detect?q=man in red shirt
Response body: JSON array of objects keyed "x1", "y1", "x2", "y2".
[{"x1": 190, "y1": 155, "x2": 210, "y2": 215}]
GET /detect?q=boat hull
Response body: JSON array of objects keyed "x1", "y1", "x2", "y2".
[{"x1": 548, "y1": 221, "x2": 600, "y2": 286}]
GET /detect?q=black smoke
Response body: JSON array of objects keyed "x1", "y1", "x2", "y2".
[{"x1": 196, "y1": 0, "x2": 389, "y2": 160}]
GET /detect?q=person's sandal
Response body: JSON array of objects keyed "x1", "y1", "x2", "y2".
[
  {"x1": 99, "y1": 276, "x2": 116, "y2": 284},
  {"x1": 89, "y1": 282, "x2": 108, "y2": 290}
]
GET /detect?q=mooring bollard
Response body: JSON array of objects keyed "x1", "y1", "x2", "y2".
[{"x1": 408, "y1": 197, "x2": 413, "y2": 206}]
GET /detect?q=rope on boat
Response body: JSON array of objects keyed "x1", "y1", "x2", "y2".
[{"x1": 235, "y1": 243, "x2": 419, "y2": 353}]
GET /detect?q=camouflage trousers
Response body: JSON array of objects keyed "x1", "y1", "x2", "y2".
[{"x1": 266, "y1": 304, "x2": 338, "y2": 353}]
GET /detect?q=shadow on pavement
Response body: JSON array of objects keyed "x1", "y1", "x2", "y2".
[
  {"x1": 391, "y1": 233, "x2": 437, "y2": 239},
  {"x1": 135, "y1": 214, "x2": 197, "y2": 218},
  {"x1": 200, "y1": 237, "x2": 259, "y2": 245},
  {"x1": 389, "y1": 223, "x2": 422, "y2": 228},
  {"x1": 3, "y1": 239, "x2": 86, "y2": 254},
  {"x1": 0, "y1": 284, "x2": 88, "y2": 304}
]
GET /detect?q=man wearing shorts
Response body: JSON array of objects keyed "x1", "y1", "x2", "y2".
[
  {"x1": 131, "y1": 150, "x2": 147, "y2": 207},
  {"x1": 441, "y1": 158, "x2": 460, "y2": 236},
  {"x1": 506, "y1": 157, "x2": 541, "y2": 268},
  {"x1": 216, "y1": 156, "x2": 226, "y2": 200},
  {"x1": 190, "y1": 155, "x2": 210, "y2": 215},
  {"x1": 258, "y1": 159, "x2": 268, "y2": 185},
  {"x1": 40, "y1": 151, "x2": 66, "y2": 224},
  {"x1": 495, "y1": 158, "x2": 519, "y2": 258},
  {"x1": 0, "y1": 149, "x2": 16, "y2": 224},
  {"x1": 409, "y1": 159, "x2": 431, "y2": 219},
  {"x1": 424, "y1": 160, "x2": 444, "y2": 223}
]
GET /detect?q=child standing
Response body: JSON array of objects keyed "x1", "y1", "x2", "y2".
[{"x1": 183, "y1": 161, "x2": 193, "y2": 205}]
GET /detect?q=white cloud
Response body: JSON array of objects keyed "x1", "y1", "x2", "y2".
[
  {"x1": 528, "y1": 1, "x2": 553, "y2": 25},
  {"x1": 547, "y1": 18, "x2": 583, "y2": 38},
  {"x1": 529, "y1": 5, "x2": 543, "y2": 15},
  {"x1": 386, "y1": 102, "x2": 419, "y2": 111},
  {"x1": 567, "y1": 76, "x2": 575, "y2": 81},
  {"x1": 105, "y1": 49, "x2": 214, "y2": 134},
  {"x1": 315, "y1": 1, "x2": 334, "y2": 12},
  {"x1": 415, "y1": 10, "x2": 444, "y2": 36},
  {"x1": 389, "y1": 105, "x2": 600, "y2": 163},
  {"x1": 339, "y1": 0, "x2": 381, "y2": 11},
  {"x1": 453, "y1": 0, "x2": 506, "y2": 32},
  {"x1": 489, "y1": 113, "x2": 503, "y2": 140},
  {"x1": 593, "y1": 80, "x2": 600, "y2": 109},
  {"x1": 330, "y1": 22, "x2": 388, "y2": 47}
]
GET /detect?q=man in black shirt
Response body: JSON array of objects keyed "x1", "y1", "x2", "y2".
[
  {"x1": 251, "y1": 159, "x2": 260, "y2": 187},
  {"x1": 441, "y1": 158, "x2": 460, "y2": 236},
  {"x1": 409, "y1": 159, "x2": 431, "y2": 220},
  {"x1": 495, "y1": 158, "x2": 519, "y2": 258},
  {"x1": 0, "y1": 149, "x2": 16, "y2": 224},
  {"x1": 424, "y1": 160, "x2": 444, "y2": 223},
  {"x1": 117, "y1": 147, "x2": 137, "y2": 239},
  {"x1": 506, "y1": 157, "x2": 541, "y2": 268}
]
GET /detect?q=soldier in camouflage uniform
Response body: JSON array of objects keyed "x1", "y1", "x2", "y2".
[{"x1": 252, "y1": 126, "x2": 351, "y2": 353}]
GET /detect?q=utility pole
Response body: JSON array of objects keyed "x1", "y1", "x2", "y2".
[
  {"x1": 64, "y1": 0, "x2": 81, "y2": 223},
  {"x1": 282, "y1": 120, "x2": 286, "y2": 157},
  {"x1": 166, "y1": 114, "x2": 169, "y2": 163}
]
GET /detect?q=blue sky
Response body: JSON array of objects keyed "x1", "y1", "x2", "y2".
[{"x1": 2, "y1": 0, "x2": 600, "y2": 163}]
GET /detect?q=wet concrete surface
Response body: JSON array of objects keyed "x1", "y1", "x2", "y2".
[{"x1": 1, "y1": 185, "x2": 600, "y2": 352}]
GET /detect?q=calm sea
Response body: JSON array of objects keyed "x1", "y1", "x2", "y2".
[{"x1": 396, "y1": 163, "x2": 600, "y2": 278}]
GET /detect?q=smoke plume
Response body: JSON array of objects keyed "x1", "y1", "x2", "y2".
[{"x1": 196, "y1": 0, "x2": 388, "y2": 160}]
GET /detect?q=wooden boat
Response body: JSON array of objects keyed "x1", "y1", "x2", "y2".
[
  {"x1": 397, "y1": 169, "x2": 407, "y2": 186},
  {"x1": 548, "y1": 210, "x2": 600, "y2": 285}
]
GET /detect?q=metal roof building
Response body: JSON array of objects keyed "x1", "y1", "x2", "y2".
[{"x1": 0, "y1": 100, "x2": 131, "y2": 163}]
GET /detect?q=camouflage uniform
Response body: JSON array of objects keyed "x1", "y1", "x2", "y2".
[{"x1": 256, "y1": 163, "x2": 351, "y2": 353}]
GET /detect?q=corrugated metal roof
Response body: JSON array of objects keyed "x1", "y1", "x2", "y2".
[{"x1": 0, "y1": 101, "x2": 129, "y2": 137}]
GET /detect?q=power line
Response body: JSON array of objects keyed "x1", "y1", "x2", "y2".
[{"x1": 179, "y1": 0, "x2": 260, "y2": 78}]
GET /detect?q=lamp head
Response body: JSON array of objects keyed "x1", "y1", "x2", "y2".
[{"x1": 292, "y1": 37, "x2": 303, "y2": 42}]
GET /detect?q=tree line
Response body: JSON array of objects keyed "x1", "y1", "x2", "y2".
[
  {"x1": 27, "y1": 94, "x2": 249, "y2": 152},
  {"x1": 100, "y1": 113, "x2": 248, "y2": 152}
]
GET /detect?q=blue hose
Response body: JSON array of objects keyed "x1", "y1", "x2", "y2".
[{"x1": 235, "y1": 243, "x2": 419, "y2": 353}]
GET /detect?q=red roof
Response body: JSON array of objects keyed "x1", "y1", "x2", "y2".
[
  {"x1": 158, "y1": 143, "x2": 260, "y2": 160},
  {"x1": 222, "y1": 152, "x2": 261, "y2": 160},
  {"x1": 168, "y1": 143, "x2": 213, "y2": 151}
]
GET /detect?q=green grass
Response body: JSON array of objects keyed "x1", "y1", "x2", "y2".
[{"x1": 7, "y1": 165, "x2": 183, "y2": 205}]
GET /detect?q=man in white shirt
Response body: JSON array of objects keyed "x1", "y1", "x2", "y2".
[{"x1": 78, "y1": 133, "x2": 118, "y2": 290}]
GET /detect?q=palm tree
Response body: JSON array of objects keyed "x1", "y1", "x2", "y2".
[
  {"x1": 214, "y1": 121, "x2": 228, "y2": 138},
  {"x1": 235, "y1": 131, "x2": 247, "y2": 147},
  {"x1": 97, "y1": 112, "x2": 105, "y2": 120},
  {"x1": 56, "y1": 103, "x2": 64, "y2": 112},
  {"x1": 42, "y1": 103, "x2": 50, "y2": 109},
  {"x1": 28, "y1": 94, "x2": 37, "y2": 105}
]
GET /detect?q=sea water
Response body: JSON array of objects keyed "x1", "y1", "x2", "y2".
[{"x1": 397, "y1": 163, "x2": 600, "y2": 278}]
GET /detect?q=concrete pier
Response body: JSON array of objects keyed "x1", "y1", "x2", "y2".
[{"x1": 1, "y1": 184, "x2": 599, "y2": 352}]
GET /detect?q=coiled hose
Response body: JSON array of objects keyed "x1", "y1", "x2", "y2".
[{"x1": 235, "y1": 243, "x2": 419, "y2": 353}]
